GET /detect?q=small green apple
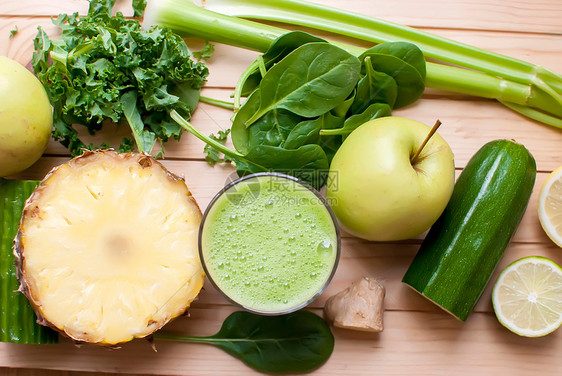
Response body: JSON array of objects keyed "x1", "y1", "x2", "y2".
[
  {"x1": 326, "y1": 116, "x2": 455, "y2": 241},
  {"x1": 0, "y1": 57, "x2": 52, "y2": 177}
]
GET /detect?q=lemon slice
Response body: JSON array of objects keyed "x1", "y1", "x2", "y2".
[
  {"x1": 538, "y1": 166, "x2": 562, "y2": 248},
  {"x1": 492, "y1": 256, "x2": 562, "y2": 337}
]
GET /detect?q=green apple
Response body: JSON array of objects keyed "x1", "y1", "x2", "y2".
[
  {"x1": 326, "y1": 116, "x2": 455, "y2": 241},
  {"x1": 0, "y1": 57, "x2": 52, "y2": 177}
]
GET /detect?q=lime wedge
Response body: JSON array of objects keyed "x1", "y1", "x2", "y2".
[{"x1": 492, "y1": 256, "x2": 562, "y2": 337}]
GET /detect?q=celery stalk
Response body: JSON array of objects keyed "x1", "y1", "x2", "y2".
[
  {"x1": 499, "y1": 102, "x2": 562, "y2": 128},
  {"x1": 426, "y1": 64, "x2": 562, "y2": 125},
  {"x1": 196, "y1": 0, "x2": 562, "y2": 95},
  {"x1": 0, "y1": 179, "x2": 58, "y2": 344},
  {"x1": 145, "y1": 1, "x2": 278, "y2": 52},
  {"x1": 145, "y1": 0, "x2": 562, "y2": 128}
]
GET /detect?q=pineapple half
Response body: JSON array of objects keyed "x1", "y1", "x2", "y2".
[{"x1": 14, "y1": 150, "x2": 205, "y2": 345}]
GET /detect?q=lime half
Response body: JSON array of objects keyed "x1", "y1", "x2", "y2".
[{"x1": 492, "y1": 256, "x2": 562, "y2": 337}]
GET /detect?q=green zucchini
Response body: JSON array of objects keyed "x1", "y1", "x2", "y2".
[
  {"x1": 402, "y1": 140, "x2": 536, "y2": 321},
  {"x1": 0, "y1": 178, "x2": 58, "y2": 344}
]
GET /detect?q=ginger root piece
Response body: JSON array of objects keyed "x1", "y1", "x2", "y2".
[{"x1": 324, "y1": 277, "x2": 385, "y2": 332}]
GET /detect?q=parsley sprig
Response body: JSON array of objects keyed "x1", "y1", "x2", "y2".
[{"x1": 32, "y1": 0, "x2": 209, "y2": 156}]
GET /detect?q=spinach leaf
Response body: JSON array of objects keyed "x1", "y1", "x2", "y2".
[
  {"x1": 283, "y1": 118, "x2": 322, "y2": 149},
  {"x1": 283, "y1": 109, "x2": 349, "y2": 151},
  {"x1": 240, "y1": 31, "x2": 327, "y2": 96},
  {"x1": 332, "y1": 89, "x2": 357, "y2": 118},
  {"x1": 172, "y1": 111, "x2": 328, "y2": 189},
  {"x1": 231, "y1": 89, "x2": 261, "y2": 154},
  {"x1": 359, "y1": 41, "x2": 425, "y2": 108},
  {"x1": 233, "y1": 95, "x2": 308, "y2": 152},
  {"x1": 243, "y1": 144, "x2": 329, "y2": 189},
  {"x1": 316, "y1": 112, "x2": 346, "y2": 163},
  {"x1": 351, "y1": 57, "x2": 398, "y2": 113},
  {"x1": 193, "y1": 36, "x2": 426, "y2": 189},
  {"x1": 155, "y1": 310, "x2": 334, "y2": 374},
  {"x1": 321, "y1": 103, "x2": 391, "y2": 139},
  {"x1": 345, "y1": 103, "x2": 392, "y2": 134},
  {"x1": 247, "y1": 109, "x2": 302, "y2": 149},
  {"x1": 262, "y1": 31, "x2": 328, "y2": 67},
  {"x1": 243, "y1": 43, "x2": 361, "y2": 126}
]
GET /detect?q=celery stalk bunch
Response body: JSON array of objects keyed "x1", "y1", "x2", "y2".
[{"x1": 145, "y1": 0, "x2": 562, "y2": 128}]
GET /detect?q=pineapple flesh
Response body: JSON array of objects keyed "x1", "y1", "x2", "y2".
[{"x1": 14, "y1": 151, "x2": 205, "y2": 345}]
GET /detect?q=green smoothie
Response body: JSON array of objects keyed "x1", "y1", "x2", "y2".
[{"x1": 200, "y1": 174, "x2": 339, "y2": 314}]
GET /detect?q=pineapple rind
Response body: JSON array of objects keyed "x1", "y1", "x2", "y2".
[{"x1": 14, "y1": 151, "x2": 205, "y2": 345}]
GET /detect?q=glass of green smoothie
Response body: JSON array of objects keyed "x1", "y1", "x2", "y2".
[{"x1": 199, "y1": 172, "x2": 340, "y2": 315}]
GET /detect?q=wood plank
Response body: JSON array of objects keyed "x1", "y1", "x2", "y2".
[
  {"x1": 10, "y1": 157, "x2": 562, "y2": 314},
  {"x1": 0, "y1": 305, "x2": 560, "y2": 375},
  {"x1": 1, "y1": 1, "x2": 561, "y2": 375},
  {"x1": 35, "y1": 88, "x2": 562, "y2": 173},
  {"x1": 2, "y1": 18, "x2": 560, "y2": 170},
  {"x1": 0, "y1": 0, "x2": 137, "y2": 17},
  {"x1": 193, "y1": 28, "x2": 562, "y2": 89},
  {"x1": 190, "y1": 240, "x2": 562, "y2": 315},
  {"x1": 0, "y1": 17, "x2": 58, "y2": 64},
  {"x1": 1, "y1": 0, "x2": 562, "y2": 35},
  {"x1": 227, "y1": 0, "x2": 562, "y2": 35},
  {"x1": 10, "y1": 157, "x2": 557, "y2": 245},
  {"x1": 0, "y1": 369, "x2": 148, "y2": 376},
  {"x1": 2, "y1": 16, "x2": 561, "y2": 78}
]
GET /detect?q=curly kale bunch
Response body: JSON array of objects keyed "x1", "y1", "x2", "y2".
[{"x1": 32, "y1": 0, "x2": 209, "y2": 156}]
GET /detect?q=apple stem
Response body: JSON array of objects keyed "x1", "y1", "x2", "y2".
[{"x1": 411, "y1": 120, "x2": 442, "y2": 165}]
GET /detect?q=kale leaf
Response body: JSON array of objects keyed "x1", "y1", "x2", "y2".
[
  {"x1": 193, "y1": 42, "x2": 215, "y2": 61},
  {"x1": 32, "y1": 0, "x2": 208, "y2": 156},
  {"x1": 9, "y1": 26, "x2": 18, "y2": 38},
  {"x1": 204, "y1": 129, "x2": 232, "y2": 166}
]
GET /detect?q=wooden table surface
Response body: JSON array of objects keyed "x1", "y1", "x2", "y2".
[{"x1": 1, "y1": 0, "x2": 561, "y2": 375}]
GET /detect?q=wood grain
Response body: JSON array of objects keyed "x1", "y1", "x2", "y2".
[
  {"x1": 1, "y1": 307, "x2": 560, "y2": 376},
  {"x1": 2, "y1": 18, "x2": 561, "y2": 76},
  {"x1": 6, "y1": 157, "x2": 559, "y2": 245},
  {"x1": 9, "y1": 157, "x2": 562, "y2": 315},
  {"x1": 1, "y1": 0, "x2": 561, "y2": 34},
  {"x1": 0, "y1": 369, "x2": 153, "y2": 376},
  {"x1": 35, "y1": 92, "x2": 562, "y2": 171},
  {"x1": 1, "y1": 0, "x2": 561, "y2": 375},
  {"x1": 0, "y1": 0, "x2": 137, "y2": 17}
]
